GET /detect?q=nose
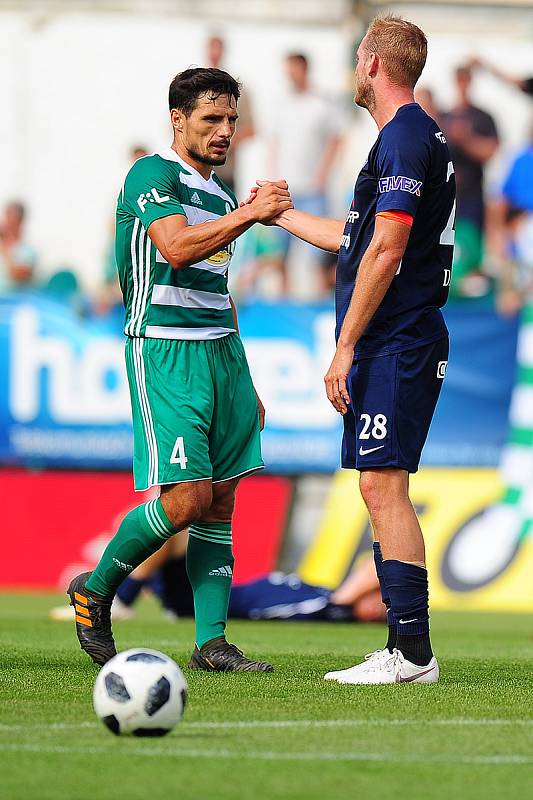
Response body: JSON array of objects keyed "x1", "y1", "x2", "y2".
[{"x1": 219, "y1": 118, "x2": 233, "y2": 138}]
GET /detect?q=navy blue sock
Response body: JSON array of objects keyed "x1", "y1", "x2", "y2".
[
  {"x1": 116, "y1": 576, "x2": 145, "y2": 607},
  {"x1": 381, "y1": 559, "x2": 433, "y2": 666},
  {"x1": 372, "y1": 542, "x2": 396, "y2": 652}
]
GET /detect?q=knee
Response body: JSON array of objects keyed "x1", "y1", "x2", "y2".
[
  {"x1": 359, "y1": 471, "x2": 385, "y2": 518},
  {"x1": 161, "y1": 484, "x2": 212, "y2": 529},
  {"x1": 201, "y1": 481, "x2": 237, "y2": 522},
  {"x1": 359, "y1": 470, "x2": 408, "y2": 519}
]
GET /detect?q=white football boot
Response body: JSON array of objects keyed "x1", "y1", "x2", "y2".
[
  {"x1": 324, "y1": 648, "x2": 392, "y2": 682},
  {"x1": 325, "y1": 648, "x2": 439, "y2": 685}
]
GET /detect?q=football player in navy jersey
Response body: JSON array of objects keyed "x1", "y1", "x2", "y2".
[{"x1": 247, "y1": 15, "x2": 455, "y2": 684}]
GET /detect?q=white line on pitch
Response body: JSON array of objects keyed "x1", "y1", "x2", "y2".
[
  {"x1": 0, "y1": 743, "x2": 531, "y2": 765},
  {"x1": 0, "y1": 718, "x2": 532, "y2": 733},
  {"x1": 184, "y1": 718, "x2": 533, "y2": 730}
]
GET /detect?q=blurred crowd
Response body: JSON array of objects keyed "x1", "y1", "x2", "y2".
[{"x1": 2, "y1": 36, "x2": 533, "y2": 319}]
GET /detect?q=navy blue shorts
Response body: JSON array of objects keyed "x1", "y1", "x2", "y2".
[{"x1": 342, "y1": 337, "x2": 449, "y2": 473}]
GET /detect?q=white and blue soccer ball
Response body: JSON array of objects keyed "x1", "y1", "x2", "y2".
[{"x1": 93, "y1": 648, "x2": 188, "y2": 736}]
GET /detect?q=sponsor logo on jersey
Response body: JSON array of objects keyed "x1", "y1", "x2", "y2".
[
  {"x1": 340, "y1": 234, "x2": 350, "y2": 249},
  {"x1": 437, "y1": 361, "x2": 448, "y2": 379},
  {"x1": 435, "y1": 131, "x2": 447, "y2": 144},
  {"x1": 137, "y1": 187, "x2": 170, "y2": 213},
  {"x1": 378, "y1": 176, "x2": 423, "y2": 196},
  {"x1": 207, "y1": 248, "x2": 231, "y2": 266},
  {"x1": 190, "y1": 191, "x2": 203, "y2": 205},
  {"x1": 347, "y1": 211, "x2": 359, "y2": 224}
]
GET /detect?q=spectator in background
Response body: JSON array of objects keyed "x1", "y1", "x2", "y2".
[
  {"x1": 96, "y1": 145, "x2": 149, "y2": 316},
  {"x1": 442, "y1": 66, "x2": 499, "y2": 233},
  {"x1": 270, "y1": 53, "x2": 342, "y2": 299},
  {"x1": 441, "y1": 66, "x2": 499, "y2": 296},
  {"x1": 487, "y1": 121, "x2": 533, "y2": 315},
  {"x1": 228, "y1": 225, "x2": 285, "y2": 301},
  {"x1": 469, "y1": 56, "x2": 533, "y2": 99},
  {"x1": 415, "y1": 86, "x2": 441, "y2": 122},
  {"x1": 0, "y1": 201, "x2": 37, "y2": 292},
  {"x1": 205, "y1": 34, "x2": 255, "y2": 191}
]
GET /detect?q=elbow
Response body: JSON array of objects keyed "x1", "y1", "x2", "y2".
[
  {"x1": 159, "y1": 241, "x2": 186, "y2": 270},
  {"x1": 161, "y1": 251, "x2": 183, "y2": 269},
  {"x1": 373, "y1": 244, "x2": 405, "y2": 275},
  {"x1": 168, "y1": 255, "x2": 185, "y2": 270}
]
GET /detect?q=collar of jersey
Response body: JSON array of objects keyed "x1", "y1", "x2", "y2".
[
  {"x1": 156, "y1": 147, "x2": 216, "y2": 186},
  {"x1": 380, "y1": 102, "x2": 420, "y2": 136}
]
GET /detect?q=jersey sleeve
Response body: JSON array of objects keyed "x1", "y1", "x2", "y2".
[
  {"x1": 374, "y1": 126, "x2": 430, "y2": 218},
  {"x1": 121, "y1": 157, "x2": 186, "y2": 228}
]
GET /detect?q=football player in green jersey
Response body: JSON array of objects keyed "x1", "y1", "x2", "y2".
[{"x1": 68, "y1": 68, "x2": 292, "y2": 672}]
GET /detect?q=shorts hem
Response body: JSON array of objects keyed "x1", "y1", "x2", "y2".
[
  {"x1": 342, "y1": 462, "x2": 418, "y2": 473},
  {"x1": 134, "y1": 475, "x2": 213, "y2": 492},
  {"x1": 212, "y1": 465, "x2": 265, "y2": 484}
]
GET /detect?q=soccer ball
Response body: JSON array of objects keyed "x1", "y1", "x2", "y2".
[{"x1": 93, "y1": 648, "x2": 188, "y2": 736}]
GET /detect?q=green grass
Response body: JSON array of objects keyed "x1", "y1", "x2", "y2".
[{"x1": 1, "y1": 593, "x2": 532, "y2": 800}]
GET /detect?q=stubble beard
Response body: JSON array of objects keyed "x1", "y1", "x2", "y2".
[
  {"x1": 188, "y1": 142, "x2": 229, "y2": 167},
  {"x1": 354, "y1": 76, "x2": 376, "y2": 114}
]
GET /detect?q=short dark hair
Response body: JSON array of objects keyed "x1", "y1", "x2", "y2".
[
  {"x1": 168, "y1": 68, "x2": 241, "y2": 116},
  {"x1": 286, "y1": 53, "x2": 308, "y2": 69},
  {"x1": 6, "y1": 201, "x2": 25, "y2": 221}
]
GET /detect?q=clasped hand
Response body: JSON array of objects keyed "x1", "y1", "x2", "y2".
[{"x1": 241, "y1": 180, "x2": 292, "y2": 224}]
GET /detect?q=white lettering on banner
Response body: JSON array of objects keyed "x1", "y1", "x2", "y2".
[
  {"x1": 245, "y1": 312, "x2": 338, "y2": 429},
  {"x1": 9, "y1": 307, "x2": 130, "y2": 424},
  {"x1": 8, "y1": 306, "x2": 339, "y2": 432}
]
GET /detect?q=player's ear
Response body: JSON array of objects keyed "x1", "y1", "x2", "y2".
[
  {"x1": 170, "y1": 109, "x2": 184, "y2": 133},
  {"x1": 368, "y1": 52, "x2": 379, "y2": 78}
]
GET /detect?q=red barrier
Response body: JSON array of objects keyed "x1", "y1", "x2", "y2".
[{"x1": 0, "y1": 469, "x2": 292, "y2": 590}]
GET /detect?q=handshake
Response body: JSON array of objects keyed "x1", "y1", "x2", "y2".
[{"x1": 240, "y1": 180, "x2": 292, "y2": 225}]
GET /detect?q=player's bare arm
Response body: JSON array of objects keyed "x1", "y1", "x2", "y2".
[
  {"x1": 324, "y1": 215, "x2": 411, "y2": 414},
  {"x1": 148, "y1": 184, "x2": 292, "y2": 269},
  {"x1": 229, "y1": 295, "x2": 266, "y2": 430},
  {"x1": 274, "y1": 208, "x2": 344, "y2": 253}
]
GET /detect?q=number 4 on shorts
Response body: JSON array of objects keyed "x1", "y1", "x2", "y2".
[{"x1": 170, "y1": 436, "x2": 188, "y2": 469}]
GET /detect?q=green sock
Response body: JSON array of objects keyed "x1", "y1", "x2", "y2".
[
  {"x1": 187, "y1": 521, "x2": 234, "y2": 648},
  {"x1": 86, "y1": 498, "x2": 176, "y2": 598}
]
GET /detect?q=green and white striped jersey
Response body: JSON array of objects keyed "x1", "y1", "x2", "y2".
[{"x1": 116, "y1": 147, "x2": 239, "y2": 340}]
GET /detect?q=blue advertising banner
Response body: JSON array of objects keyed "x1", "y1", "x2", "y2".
[{"x1": 0, "y1": 293, "x2": 519, "y2": 472}]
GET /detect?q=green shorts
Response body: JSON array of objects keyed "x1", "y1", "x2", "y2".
[{"x1": 125, "y1": 334, "x2": 264, "y2": 491}]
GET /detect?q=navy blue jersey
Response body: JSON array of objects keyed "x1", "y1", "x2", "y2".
[
  {"x1": 336, "y1": 103, "x2": 456, "y2": 359},
  {"x1": 228, "y1": 573, "x2": 353, "y2": 622}
]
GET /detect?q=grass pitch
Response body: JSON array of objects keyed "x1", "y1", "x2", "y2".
[{"x1": 1, "y1": 593, "x2": 532, "y2": 800}]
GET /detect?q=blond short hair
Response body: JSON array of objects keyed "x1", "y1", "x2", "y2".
[{"x1": 365, "y1": 15, "x2": 427, "y2": 89}]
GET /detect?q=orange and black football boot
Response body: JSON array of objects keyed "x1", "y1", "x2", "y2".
[{"x1": 67, "y1": 572, "x2": 117, "y2": 666}]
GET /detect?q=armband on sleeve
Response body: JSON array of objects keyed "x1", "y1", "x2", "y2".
[{"x1": 376, "y1": 210, "x2": 414, "y2": 227}]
